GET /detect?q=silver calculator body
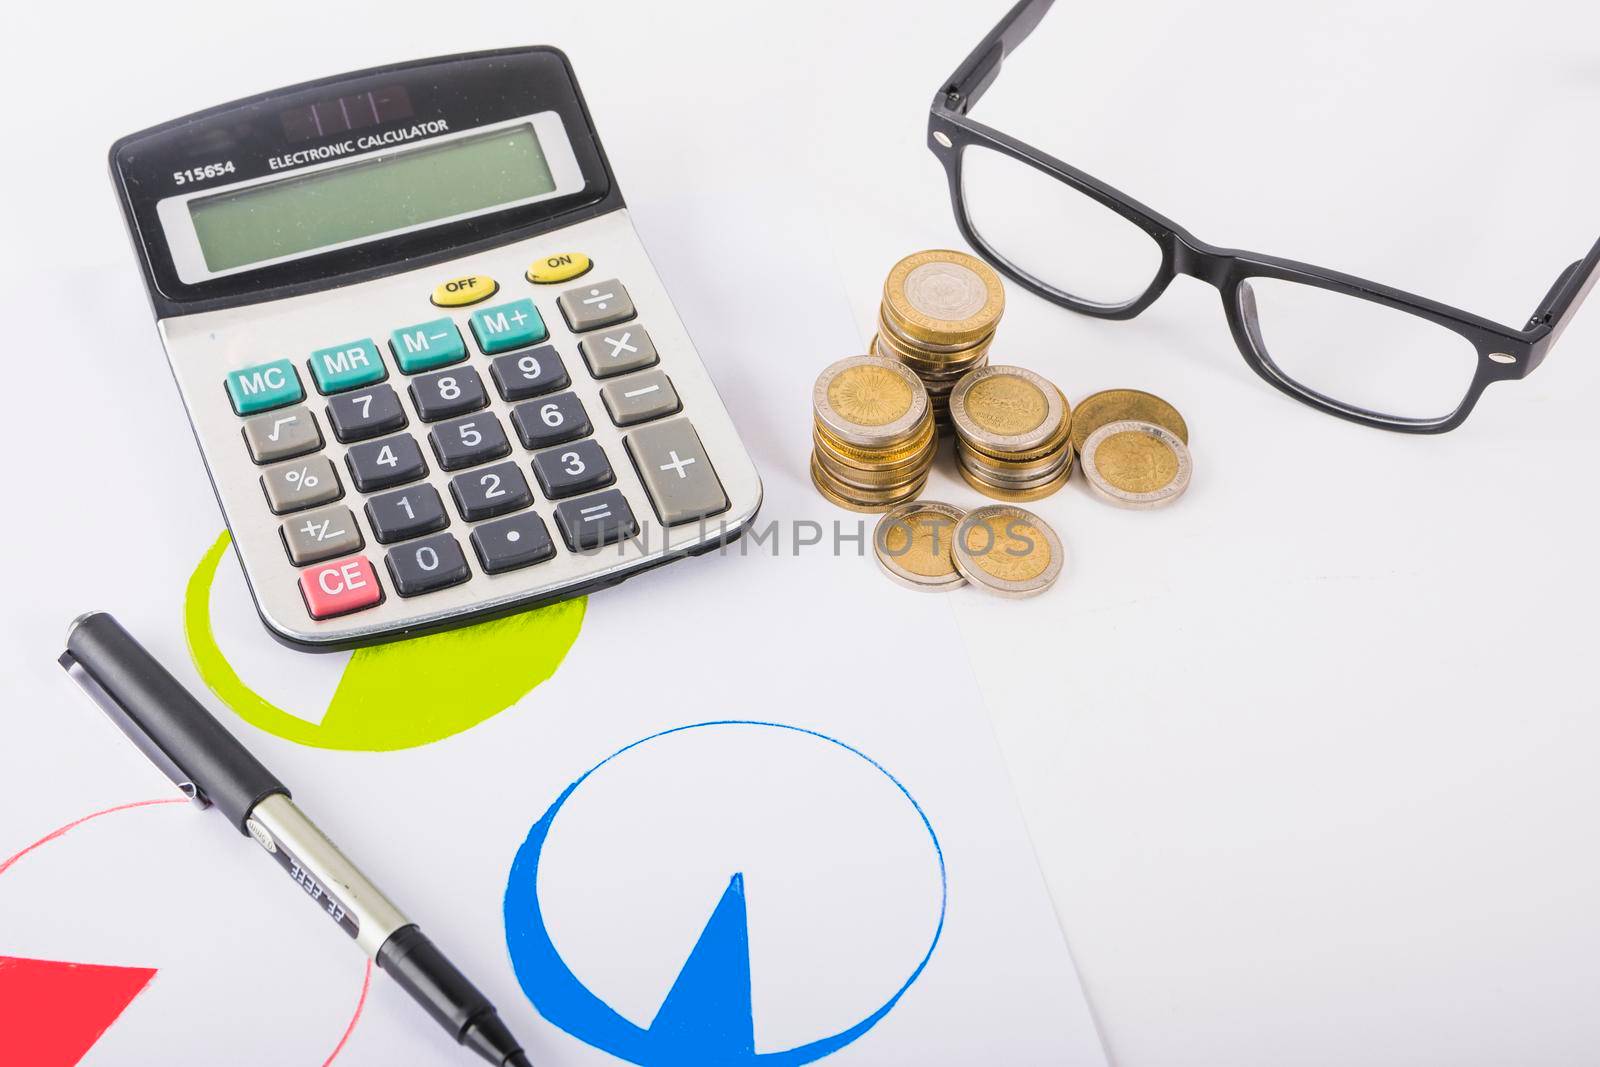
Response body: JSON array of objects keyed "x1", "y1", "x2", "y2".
[{"x1": 112, "y1": 49, "x2": 761, "y2": 650}]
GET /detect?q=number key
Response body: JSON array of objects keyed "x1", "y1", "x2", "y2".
[
  {"x1": 449, "y1": 461, "x2": 532, "y2": 522},
  {"x1": 344, "y1": 433, "x2": 427, "y2": 493},
  {"x1": 510, "y1": 391, "x2": 591, "y2": 450},
  {"x1": 531, "y1": 440, "x2": 614, "y2": 498},
  {"x1": 384, "y1": 533, "x2": 471, "y2": 597},
  {"x1": 410, "y1": 366, "x2": 487, "y2": 422},
  {"x1": 488, "y1": 345, "x2": 569, "y2": 401},
  {"x1": 327, "y1": 384, "x2": 406, "y2": 443},
  {"x1": 365, "y1": 484, "x2": 449, "y2": 544},
  {"x1": 429, "y1": 413, "x2": 511, "y2": 471}
]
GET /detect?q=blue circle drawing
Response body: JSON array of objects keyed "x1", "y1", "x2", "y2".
[{"x1": 503, "y1": 720, "x2": 947, "y2": 1065}]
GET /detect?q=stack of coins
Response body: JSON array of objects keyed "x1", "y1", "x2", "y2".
[
  {"x1": 874, "y1": 250, "x2": 1004, "y2": 427},
  {"x1": 811, "y1": 355, "x2": 938, "y2": 511},
  {"x1": 948, "y1": 365, "x2": 1074, "y2": 501}
]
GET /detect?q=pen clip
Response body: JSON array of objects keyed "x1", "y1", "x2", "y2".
[{"x1": 59, "y1": 651, "x2": 212, "y2": 810}]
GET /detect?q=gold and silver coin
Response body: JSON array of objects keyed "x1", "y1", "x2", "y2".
[
  {"x1": 811, "y1": 355, "x2": 938, "y2": 511},
  {"x1": 873, "y1": 501, "x2": 967, "y2": 592},
  {"x1": 875, "y1": 250, "x2": 1005, "y2": 426},
  {"x1": 951, "y1": 504, "x2": 1064, "y2": 599},
  {"x1": 883, "y1": 249, "x2": 1005, "y2": 346},
  {"x1": 948, "y1": 366, "x2": 1074, "y2": 501},
  {"x1": 812, "y1": 355, "x2": 928, "y2": 449},
  {"x1": 1069, "y1": 388, "x2": 1188, "y2": 456},
  {"x1": 1080, "y1": 419, "x2": 1193, "y2": 509}
]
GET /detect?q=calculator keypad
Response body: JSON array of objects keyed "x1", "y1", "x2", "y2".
[
  {"x1": 600, "y1": 370, "x2": 681, "y2": 426},
  {"x1": 449, "y1": 461, "x2": 533, "y2": 522},
  {"x1": 327, "y1": 384, "x2": 407, "y2": 443},
  {"x1": 557, "y1": 278, "x2": 636, "y2": 332},
  {"x1": 410, "y1": 367, "x2": 488, "y2": 422},
  {"x1": 281, "y1": 504, "x2": 363, "y2": 565},
  {"x1": 345, "y1": 434, "x2": 427, "y2": 493},
  {"x1": 385, "y1": 533, "x2": 471, "y2": 597},
  {"x1": 510, "y1": 392, "x2": 591, "y2": 450},
  {"x1": 365, "y1": 484, "x2": 449, "y2": 545},
  {"x1": 262, "y1": 455, "x2": 342, "y2": 514},
  {"x1": 471, "y1": 512, "x2": 556, "y2": 573},
  {"x1": 489, "y1": 346, "x2": 569, "y2": 400},
  {"x1": 243, "y1": 406, "x2": 322, "y2": 464},
  {"x1": 309, "y1": 340, "x2": 385, "y2": 394},
  {"x1": 429, "y1": 413, "x2": 511, "y2": 471},
  {"x1": 554, "y1": 489, "x2": 638, "y2": 550},
  {"x1": 579, "y1": 325, "x2": 658, "y2": 378},
  {"x1": 532, "y1": 440, "x2": 614, "y2": 498},
  {"x1": 209, "y1": 237, "x2": 753, "y2": 639},
  {"x1": 390, "y1": 318, "x2": 467, "y2": 373}
]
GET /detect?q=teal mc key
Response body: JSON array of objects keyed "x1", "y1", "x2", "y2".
[
  {"x1": 226, "y1": 359, "x2": 304, "y2": 415},
  {"x1": 309, "y1": 339, "x2": 386, "y2": 393},
  {"x1": 469, "y1": 298, "x2": 547, "y2": 354},
  {"x1": 389, "y1": 318, "x2": 467, "y2": 374}
]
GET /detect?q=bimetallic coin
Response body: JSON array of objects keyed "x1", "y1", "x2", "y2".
[
  {"x1": 874, "y1": 501, "x2": 967, "y2": 592},
  {"x1": 812, "y1": 356, "x2": 929, "y2": 449},
  {"x1": 883, "y1": 250, "x2": 1005, "y2": 346},
  {"x1": 949, "y1": 366, "x2": 1066, "y2": 454},
  {"x1": 1080, "y1": 419, "x2": 1192, "y2": 509},
  {"x1": 952, "y1": 505, "x2": 1064, "y2": 598},
  {"x1": 957, "y1": 439, "x2": 1074, "y2": 485},
  {"x1": 878, "y1": 309, "x2": 996, "y2": 356},
  {"x1": 810, "y1": 454, "x2": 926, "y2": 512},
  {"x1": 956, "y1": 453, "x2": 1074, "y2": 502},
  {"x1": 814, "y1": 415, "x2": 936, "y2": 469},
  {"x1": 1070, "y1": 389, "x2": 1188, "y2": 456}
]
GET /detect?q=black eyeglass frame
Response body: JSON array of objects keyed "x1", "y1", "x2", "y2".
[{"x1": 929, "y1": 0, "x2": 1600, "y2": 433}]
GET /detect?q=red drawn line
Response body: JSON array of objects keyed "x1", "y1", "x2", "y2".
[
  {"x1": 0, "y1": 797, "x2": 188, "y2": 878},
  {"x1": 322, "y1": 959, "x2": 373, "y2": 1067},
  {"x1": 2, "y1": 795, "x2": 369, "y2": 1065}
]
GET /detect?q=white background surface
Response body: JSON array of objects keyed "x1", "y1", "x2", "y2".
[{"x1": 3, "y1": 1, "x2": 1599, "y2": 1064}]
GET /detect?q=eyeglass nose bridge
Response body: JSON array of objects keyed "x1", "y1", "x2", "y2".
[{"x1": 1167, "y1": 232, "x2": 1237, "y2": 291}]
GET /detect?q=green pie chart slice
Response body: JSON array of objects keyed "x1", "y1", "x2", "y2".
[{"x1": 185, "y1": 531, "x2": 584, "y2": 751}]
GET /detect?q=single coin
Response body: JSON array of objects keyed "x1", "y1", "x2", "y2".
[
  {"x1": 1070, "y1": 389, "x2": 1188, "y2": 456},
  {"x1": 952, "y1": 504, "x2": 1063, "y2": 598},
  {"x1": 813, "y1": 356, "x2": 929, "y2": 449},
  {"x1": 883, "y1": 250, "x2": 1005, "y2": 346},
  {"x1": 949, "y1": 365, "x2": 1066, "y2": 454},
  {"x1": 1080, "y1": 419, "x2": 1192, "y2": 509},
  {"x1": 874, "y1": 501, "x2": 968, "y2": 592}
]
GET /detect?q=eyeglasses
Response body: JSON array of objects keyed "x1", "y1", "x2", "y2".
[{"x1": 928, "y1": 0, "x2": 1600, "y2": 433}]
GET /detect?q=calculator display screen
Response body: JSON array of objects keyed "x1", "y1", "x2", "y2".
[{"x1": 187, "y1": 124, "x2": 557, "y2": 273}]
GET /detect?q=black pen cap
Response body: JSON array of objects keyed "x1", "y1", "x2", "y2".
[{"x1": 64, "y1": 612, "x2": 288, "y2": 833}]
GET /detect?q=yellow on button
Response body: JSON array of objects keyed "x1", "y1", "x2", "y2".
[
  {"x1": 431, "y1": 275, "x2": 499, "y2": 307},
  {"x1": 526, "y1": 253, "x2": 592, "y2": 285}
]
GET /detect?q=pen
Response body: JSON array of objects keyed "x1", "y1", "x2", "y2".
[{"x1": 59, "y1": 611, "x2": 533, "y2": 1067}]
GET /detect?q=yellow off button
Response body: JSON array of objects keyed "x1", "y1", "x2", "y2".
[
  {"x1": 431, "y1": 275, "x2": 499, "y2": 307},
  {"x1": 526, "y1": 252, "x2": 592, "y2": 284}
]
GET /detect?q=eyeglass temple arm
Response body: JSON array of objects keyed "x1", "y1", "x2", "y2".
[
  {"x1": 941, "y1": 0, "x2": 1057, "y2": 114},
  {"x1": 1526, "y1": 235, "x2": 1600, "y2": 355}
]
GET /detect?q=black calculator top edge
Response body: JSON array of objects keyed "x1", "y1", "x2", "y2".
[{"x1": 110, "y1": 47, "x2": 625, "y2": 320}]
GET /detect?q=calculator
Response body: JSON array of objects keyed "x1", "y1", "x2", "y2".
[{"x1": 111, "y1": 48, "x2": 762, "y2": 650}]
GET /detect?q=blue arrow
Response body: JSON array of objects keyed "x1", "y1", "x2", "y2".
[{"x1": 646, "y1": 872, "x2": 755, "y2": 1061}]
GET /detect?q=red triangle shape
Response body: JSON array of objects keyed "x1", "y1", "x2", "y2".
[{"x1": 0, "y1": 955, "x2": 157, "y2": 1067}]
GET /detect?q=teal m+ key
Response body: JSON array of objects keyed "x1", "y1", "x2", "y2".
[
  {"x1": 309, "y1": 339, "x2": 386, "y2": 393},
  {"x1": 389, "y1": 318, "x2": 467, "y2": 373},
  {"x1": 226, "y1": 359, "x2": 304, "y2": 415},
  {"x1": 470, "y1": 298, "x2": 547, "y2": 353}
]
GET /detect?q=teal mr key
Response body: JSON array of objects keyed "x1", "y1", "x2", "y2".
[
  {"x1": 226, "y1": 358, "x2": 304, "y2": 415},
  {"x1": 470, "y1": 298, "x2": 547, "y2": 354},
  {"x1": 309, "y1": 339, "x2": 386, "y2": 393}
]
